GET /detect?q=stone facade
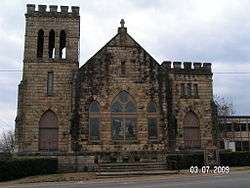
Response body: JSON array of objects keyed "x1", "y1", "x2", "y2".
[
  {"x1": 16, "y1": 4, "x2": 214, "y2": 170},
  {"x1": 15, "y1": 4, "x2": 80, "y2": 153}
]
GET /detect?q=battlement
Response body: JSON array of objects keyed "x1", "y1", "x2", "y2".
[
  {"x1": 26, "y1": 4, "x2": 79, "y2": 16},
  {"x1": 161, "y1": 61, "x2": 212, "y2": 74}
]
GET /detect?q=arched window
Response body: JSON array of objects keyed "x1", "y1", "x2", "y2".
[
  {"x1": 37, "y1": 29, "x2": 44, "y2": 58},
  {"x1": 59, "y1": 30, "x2": 66, "y2": 59},
  {"x1": 111, "y1": 91, "x2": 137, "y2": 141},
  {"x1": 89, "y1": 101, "x2": 100, "y2": 141},
  {"x1": 147, "y1": 101, "x2": 158, "y2": 140},
  {"x1": 48, "y1": 30, "x2": 55, "y2": 58},
  {"x1": 183, "y1": 111, "x2": 201, "y2": 149},
  {"x1": 39, "y1": 110, "x2": 58, "y2": 151}
]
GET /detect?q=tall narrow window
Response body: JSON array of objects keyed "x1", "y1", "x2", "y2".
[
  {"x1": 59, "y1": 30, "x2": 66, "y2": 59},
  {"x1": 37, "y1": 29, "x2": 44, "y2": 58},
  {"x1": 193, "y1": 84, "x2": 198, "y2": 97},
  {"x1": 48, "y1": 30, "x2": 55, "y2": 58},
  {"x1": 47, "y1": 72, "x2": 54, "y2": 96},
  {"x1": 121, "y1": 61, "x2": 126, "y2": 76},
  {"x1": 181, "y1": 83, "x2": 185, "y2": 97},
  {"x1": 89, "y1": 101, "x2": 100, "y2": 141},
  {"x1": 147, "y1": 102, "x2": 158, "y2": 140},
  {"x1": 187, "y1": 83, "x2": 192, "y2": 96}
]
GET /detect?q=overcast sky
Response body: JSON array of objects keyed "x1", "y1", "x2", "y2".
[{"x1": 0, "y1": 0, "x2": 250, "y2": 132}]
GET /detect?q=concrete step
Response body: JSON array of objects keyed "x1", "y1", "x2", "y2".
[
  {"x1": 96, "y1": 170, "x2": 178, "y2": 176},
  {"x1": 99, "y1": 162, "x2": 169, "y2": 172}
]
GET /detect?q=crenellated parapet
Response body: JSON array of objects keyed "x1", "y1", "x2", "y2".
[
  {"x1": 161, "y1": 61, "x2": 212, "y2": 75},
  {"x1": 26, "y1": 4, "x2": 79, "y2": 17}
]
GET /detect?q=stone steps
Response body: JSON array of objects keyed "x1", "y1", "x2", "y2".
[
  {"x1": 96, "y1": 170, "x2": 178, "y2": 177},
  {"x1": 99, "y1": 162, "x2": 169, "y2": 172}
]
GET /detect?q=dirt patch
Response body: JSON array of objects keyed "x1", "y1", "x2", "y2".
[{"x1": 7, "y1": 172, "x2": 97, "y2": 184}]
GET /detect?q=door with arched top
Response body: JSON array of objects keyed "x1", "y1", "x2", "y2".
[
  {"x1": 39, "y1": 110, "x2": 58, "y2": 151},
  {"x1": 183, "y1": 112, "x2": 201, "y2": 149}
]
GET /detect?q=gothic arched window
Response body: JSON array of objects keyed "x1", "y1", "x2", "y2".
[
  {"x1": 48, "y1": 30, "x2": 55, "y2": 58},
  {"x1": 59, "y1": 30, "x2": 66, "y2": 59},
  {"x1": 183, "y1": 111, "x2": 201, "y2": 149},
  {"x1": 147, "y1": 101, "x2": 158, "y2": 140},
  {"x1": 39, "y1": 110, "x2": 58, "y2": 151},
  {"x1": 111, "y1": 91, "x2": 137, "y2": 142},
  {"x1": 89, "y1": 101, "x2": 100, "y2": 141},
  {"x1": 37, "y1": 29, "x2": 44, "y2": 58}
]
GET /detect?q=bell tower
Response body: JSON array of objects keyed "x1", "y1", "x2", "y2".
[{"x1": 16, "y1": 4, "x2": 80, "y2": 154}]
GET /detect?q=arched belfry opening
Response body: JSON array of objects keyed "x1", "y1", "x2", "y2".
[
  {"x1": 48, "y1": 30, "x2": 55, "y2": 58},
  {"x1": 37, "y1": 29, "x2": 44, "y2": 58},
  {"x1": 39, "y1": 110, "x2": 58, "y2": 151},
  {"x1": 59, "y1": 30, "x2": 66, "y2": 59},
  {"x1": 183, "y1": 111, "x2": 201, "y2": 149}
]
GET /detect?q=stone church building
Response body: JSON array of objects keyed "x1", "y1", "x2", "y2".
[{"x1": 15, "y1": 4, "x2": 214, "y2": 170}]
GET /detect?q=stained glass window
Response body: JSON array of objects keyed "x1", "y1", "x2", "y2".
[
  {"x1": 89, "y1": 118, "x2": 100, "y2": 140},
  {"x1": 111, "y1": 101, "x2": 123, "y2": 112},
  {"x1": 112, "y1": 118, "x2": 123, "y2": 140},
  {"x1": 126, "y1": 101, "x2": 136, "y2": 112},
  {"x1": 111, "y1": 91, "x2": 137, "y2": 141},
  {"x1": 89, "y1": 101, "x2": 100, "y2": 112},
  {"x1": 147, "y1": 101, "x2": 158, "y2": 140},
  {"x1": 148, "y1": 118, "x2": 158, "y2": 139},
  {"x1": 89, "y1": 101, "x2": 100, "y2": 141},
  {"x1": 125, "y1": 119, "x2": 136, "y2": 140},
  {"x1": 147, "y1": 102, "x2": 157, "y2": 112}
]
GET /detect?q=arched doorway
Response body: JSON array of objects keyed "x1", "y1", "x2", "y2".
[
  {"x1": 39, "y1": 110, "x2": 58, "y2": 151},
  {"x1": 183, "y1": 111, "x2": 201, "y2": 149}
]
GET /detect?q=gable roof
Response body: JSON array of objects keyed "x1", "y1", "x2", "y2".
[{"x1": 80, "y1": 24, "x2": 160, "y2": 70}]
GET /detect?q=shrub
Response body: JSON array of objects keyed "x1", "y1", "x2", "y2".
[
  {"x1": 166, "y1": 153, "x2": 204, "y2": 170},
  {"x1": 0, "y1": 157, "x2": 58, "y2": 181},
  {"x1": 166, "y1": 151, "x2": 250, "y2": 170},
  {"x1": 220, "y1": 152, "x2": 250, "y2": 167}
]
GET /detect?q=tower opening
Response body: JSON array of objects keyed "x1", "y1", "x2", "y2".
[
  {"x1": 48, "y1": 30, "x2": 55, "y2": 58},
  {"x1": 59, "y1": 30, "x2": 66, "y2": 59},
  {"x1": 37, "y1": 29, "x2": 44, "y2": 58}
]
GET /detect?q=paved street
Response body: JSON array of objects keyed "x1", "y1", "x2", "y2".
[{"x1": 1, "y1": 171, "x2": 250, "y2": 188}]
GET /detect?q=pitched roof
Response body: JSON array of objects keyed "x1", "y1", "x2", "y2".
[{"x1": 80, "y1": 21, "x2": 159, "y2": 70}]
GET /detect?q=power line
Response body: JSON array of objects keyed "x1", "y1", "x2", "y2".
[
  {"x1": 1, "y1": 69, "x2": 250, "y2": 74},
  {"x1": 0, "y1": 70, "x2": 22, "y2": 72}
]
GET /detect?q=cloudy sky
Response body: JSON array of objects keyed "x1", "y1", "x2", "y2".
[{"x1": 0, "y1": 0, "x2": 250, "y2": 132}]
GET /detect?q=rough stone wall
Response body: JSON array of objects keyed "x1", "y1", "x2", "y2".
[
  {"x1": 77, "y1": 27, "x2": 167, "y2": 161},
  {"x1": 162, "y1": 61, "x2": 214, "y2": 150},
  {"x1": 16, "y1": 5, "x2": 80, "y2": 154},
  {"x1": 16, "y1": 5, "x2": 215, "y2": 163}
]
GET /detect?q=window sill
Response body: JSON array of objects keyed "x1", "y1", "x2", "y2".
[{"x1": 88, "y1": 140, "x2": 101, "y2": 145}]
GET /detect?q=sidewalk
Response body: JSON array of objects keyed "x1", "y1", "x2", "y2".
[{"x1": 0, "y1": 166, "x2": 249, "y2": 186}]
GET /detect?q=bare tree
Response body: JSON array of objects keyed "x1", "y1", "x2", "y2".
[
  {"x1": 212, "y1": 95, "x2": 235, "y2": 147},
  {"x1": 0, "y1": 130, "x2": 15, "y2": 154},
  {"x1": 214, "y1": 95, "x2": 234, "y2": 117}
]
